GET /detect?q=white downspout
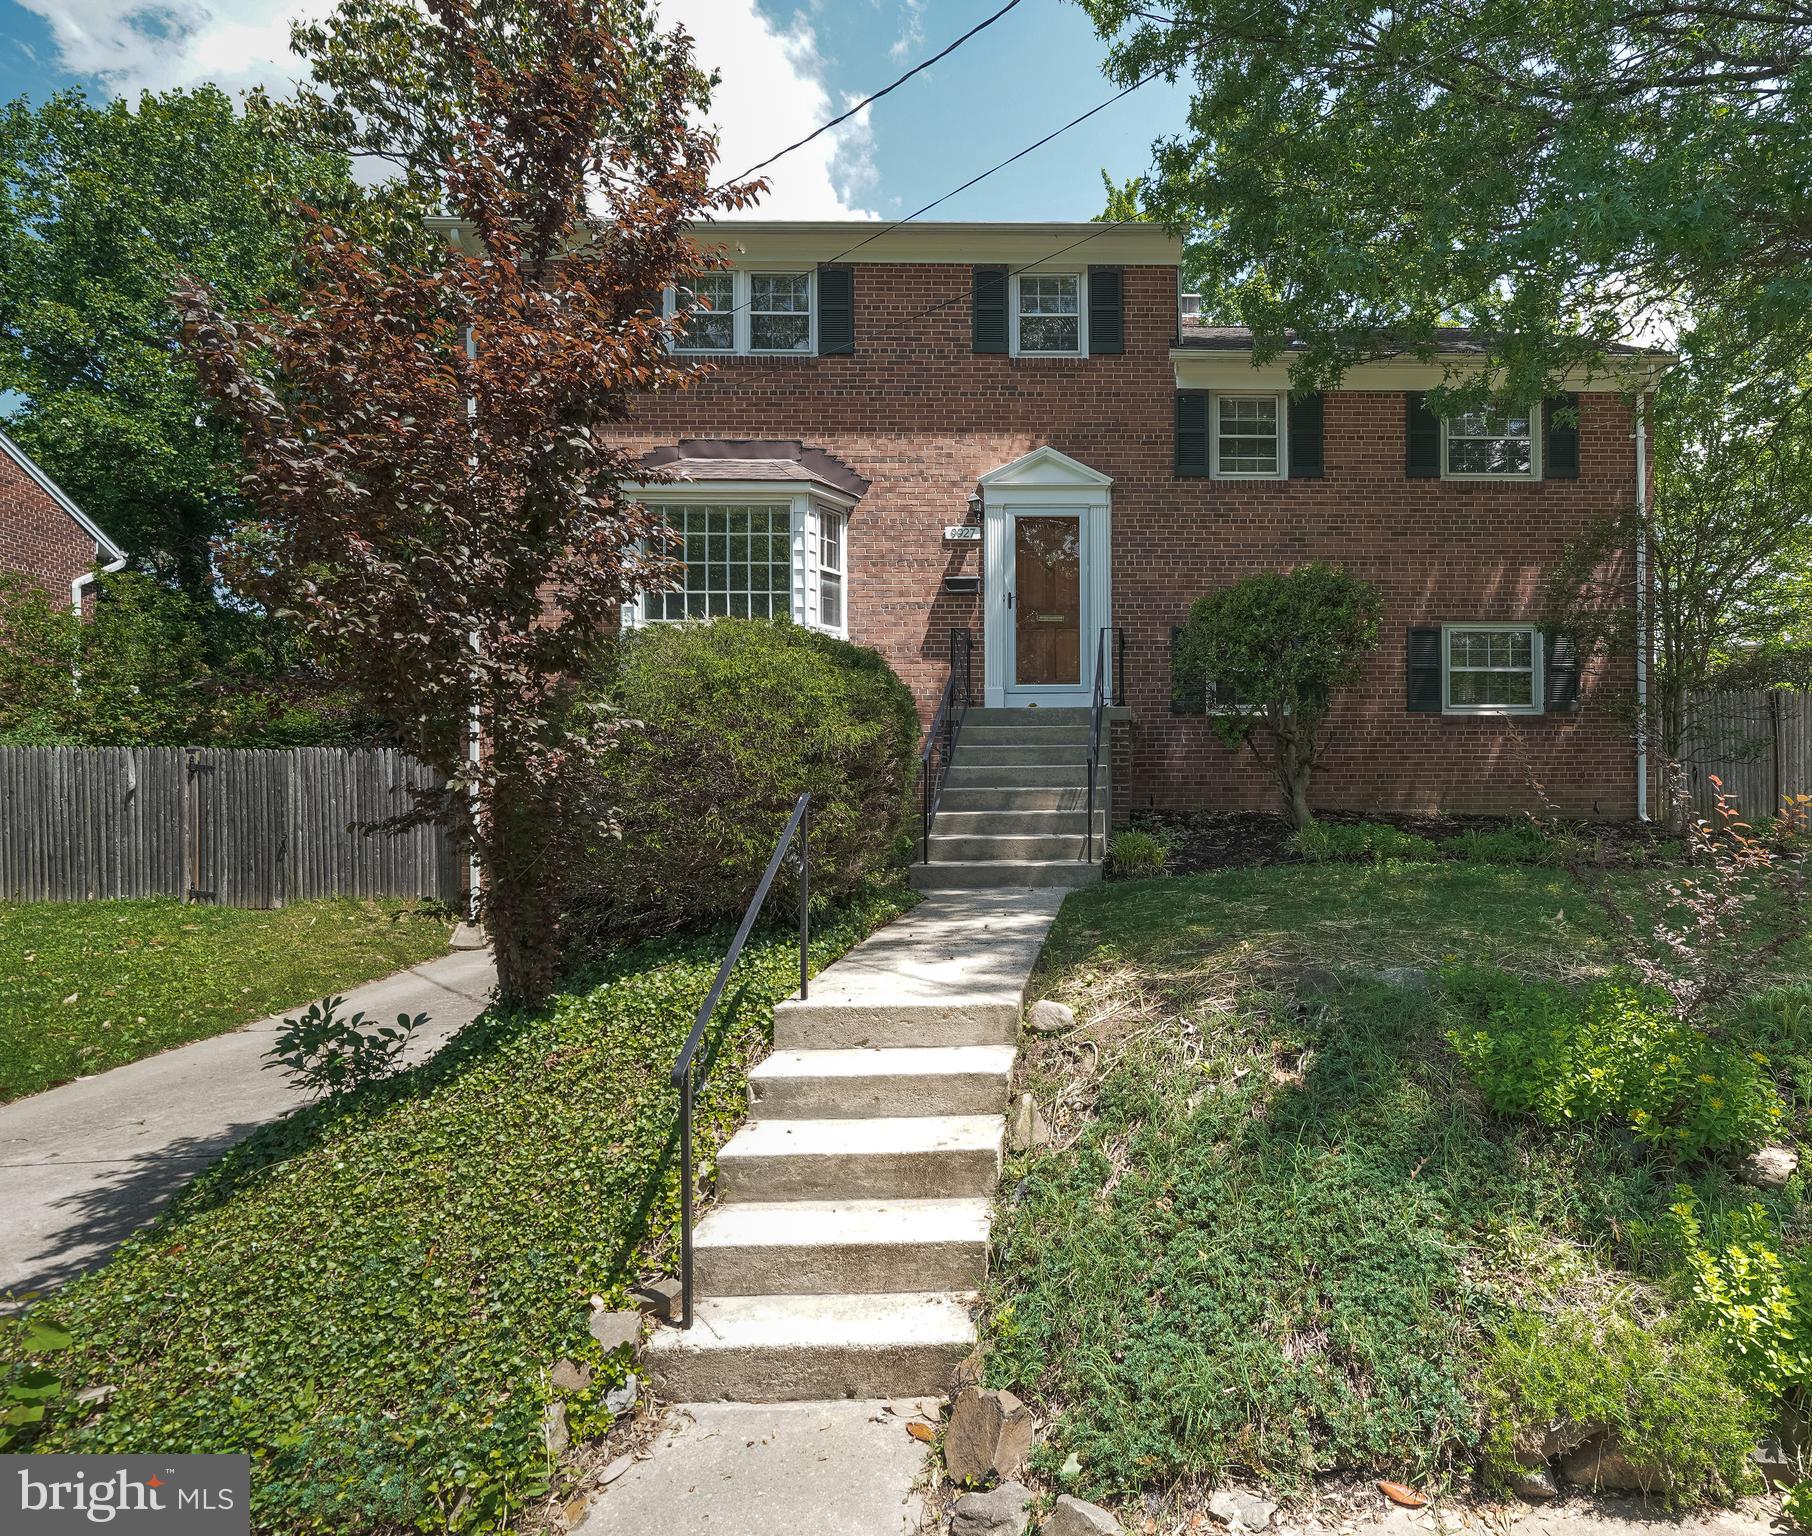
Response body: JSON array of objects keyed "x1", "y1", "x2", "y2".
[
  {"x1": 1634, "y1": 395, "x2": 1650, "y2": 822},
  {"x1": 465, "y1": 323, "x2": 484, "y2": 922},
  {"x1": 69, "y1": 548, "x2": 127, "y2": 616}
]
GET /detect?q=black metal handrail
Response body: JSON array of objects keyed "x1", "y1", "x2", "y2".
[
  {"x1": 920, "y1": 627, "x2": 974, "y2": 861},
  {"x1": 1085, "y1": 627, "x2": 1124, "y2": 862},
  {"x1": 669, "y1": 791, "x2": 811, "y2": 1330}
]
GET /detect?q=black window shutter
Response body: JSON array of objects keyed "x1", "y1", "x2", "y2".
[
  {"x1": 1406, "y1": 626, "x2": 1444, "y2": 712},
  {"x1": 1087, "y1": 266, "x2": 1124, "y2": 355},
  {"x1": 972, "y1": 265, "x2": 1008, "y2": 354},
  {"x1": 1543, "y1": 393, "x2": 1580, "y2": 479},
  {"x1": 1288, "y1": 392, "x2": 1325, "y2": 479},
  {"x1": 1406, "y1": 392, "x2": 1442, "y2": 478},
  {"x1": 1175, "y1": 390, "x2": 1210, "y2": 477},
  {"x1": 817, "y1": 264, "x2": 854, "y2": 356},
  {"x1": 1544, "y1": 631, "x2": 1582, "y2": 712},
  {"x1": 1170, "y1": 626, "x2": 1207, "y2": 714}
]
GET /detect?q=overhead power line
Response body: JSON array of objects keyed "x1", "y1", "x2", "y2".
[{"x1": 723, "y1": 0, "x2": 1030, "y2": 188}]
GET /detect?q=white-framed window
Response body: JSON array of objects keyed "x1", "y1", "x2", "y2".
[
  {"x1": 1206, "y1": 680, "x2": 1262, "y2": 716},
  {"x1": 1212, "y1": 393, "x2": 1285, "y2": 478},
  {"x1": 672, "y1": 271, "x2": 734, "y2": 353},
  {"x1": 1443, "y1": 405, "x2": 1538, "y2": 479},
  {"x1": 627, "y1": 487, "x2": 852, "y2": 636},
  {"x1": 817, "y1": 509, "x2": 844, "y2": 633},
  {"x1": 643, "y1": 502, "x2": 794, "y2": 621},
  {"x1": 1011, "y1": 272, "x2": 1085, "y2": 356},
  {"x1": 665, "y1": 269, "x2": 815, "y2": 356},
  {"x1": 1443, "y1": 623, "x2": 1543, "y2": 714}
]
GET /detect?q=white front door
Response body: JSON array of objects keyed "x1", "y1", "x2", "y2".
[{"x1": 978, "y1": 447, "x2": 1113, "y2": 709}]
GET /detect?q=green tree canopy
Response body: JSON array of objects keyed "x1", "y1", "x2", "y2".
[
  {"x1": 0, "y1": 86, "x2": 351, "y2": 592},
  {"x1": 1080, "y1": 0, "x2": 1811, "y2": 399}
]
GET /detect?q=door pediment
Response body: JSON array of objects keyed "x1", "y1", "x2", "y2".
[{"x1": 977, "y1": 445, "x2": 1113, "y2": 489}]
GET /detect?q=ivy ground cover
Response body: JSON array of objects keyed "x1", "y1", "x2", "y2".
[{"x1": 6, "y1": 887, "x2": 913, "y2": 1532}]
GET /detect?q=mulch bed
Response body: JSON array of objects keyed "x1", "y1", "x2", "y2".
[{"x1": 1128, "y1": 807, "x2": 1681, "y2": 877}]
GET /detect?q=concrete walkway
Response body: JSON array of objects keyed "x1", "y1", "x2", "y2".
[
  {"x1": 577, "y1": 1401, "x2": 931, "y2": 1536},
  {"x1": 0, "y1": 948, "x2": 495, "y2": 1293}
]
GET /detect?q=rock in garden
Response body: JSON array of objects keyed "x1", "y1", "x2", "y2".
[
  {"x1": 1506, "y1": 1464, "x2": 1559, "y2": 1502},
  {"x1": 1558, "y1": 1437, "x2": 1663, "y2": 1494},
  {"x1": 1754, "y1": 1433, "x2": 1803, "y2": 1490},
  {"x1": 1008, "y1": 1093, "x2": 1052, "y2": 1153},
  {"x1": 605, "y1": 1373, "x2": 638, "y2": 1417},
  {"x1": 1043, "y1": 1494, "x2": 1120, "y2": 1534},
  {"x1": 1296, "y1": 966, "x2": 1341, "y2": 994},
  {"x1": 550, "y1": 1359, "x2": 592, "y2": 1392},
  {"x1": 634, "y1": 1277, "x2": 683, "y2": 1318},
  {"x1": 1208, "y1": 1488, "x2": 1278, "y2": 1530},
  {"x1": 945, "y1": 1386, "x2": 1037, "y2": 1484},
  {"x1": 1373, "y1": 966, "x2": 1427, "y2": 992},
  {"x1": 588, "y1": 1308, "x2": 641, "y2": 1354},
  {"x1": 951, "y1": 1480, "x2": 1032, "y2": 1536},
  {"x1": 1742, "y1": 1144, "x2": 1799, "y2": 1191},
  {"x1": 542, "y1": 1401, "x2": 570, "y2": 1456},
  {"x1": 1027, "y1": 1000, "x2": 1075, "y2": 1034}
]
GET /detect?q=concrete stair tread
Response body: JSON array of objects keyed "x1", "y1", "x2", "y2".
[
  {"x1": 750, "y1": 1045, "x2": 1016, "y2": 1082},
  {"x1": 650, "y1": 1291, "x2": 977, "y2": 1350},
  {"x1": 911, "y1": 860, "x2": 1102, "y2": 891},
  {"x1": 721, "y1": 1113, "x2": 1002, "y2": 1161},
  {"x1": 694, "y1": 1197, "x2": 992, "y2": 1250}
]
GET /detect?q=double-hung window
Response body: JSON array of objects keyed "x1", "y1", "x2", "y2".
[
  {"x1": 1213, "y1": 394, "x2": 1284, "y2": 478},
  {"x1": 1444, "y1": 624, "x2": 1543, "y2": 714},
  {"x1": 666, "y1": 269, "x2": 814, "y2": 355},
  {"x1": 1444, "y1": 406, "x2": 1537, "y2": 479},
  {"x1": 672, "y1": 271, "x2": 734, "y2": 353},
  {"x1": 1012, "y1": 273, "x2": 1083, "y2": 355},
  {"x1": 817, "y1": 510, "x2": 844, "y2": 632}
]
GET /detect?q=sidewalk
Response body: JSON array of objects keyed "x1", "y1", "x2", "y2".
[{"x1": 0, "y1": 948, "x2": 495, "y2": 1294}]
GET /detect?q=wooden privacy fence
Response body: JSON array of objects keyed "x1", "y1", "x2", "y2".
[
  {"x1": 0, "y1": 746, "x2": 460, "y2": 906},
  {"x1": 1681, "y1": 689, "x2": 1812, "y2": 820}
]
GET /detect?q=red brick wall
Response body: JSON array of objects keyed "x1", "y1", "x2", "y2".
[
  {"x1": 607, "y1": 262, "x2": 1642, "y2": 818},
  {"x1": 0, "y1": 449, "x2": 94, "y2": 609}
]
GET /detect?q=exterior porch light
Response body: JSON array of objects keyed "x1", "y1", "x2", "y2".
[{"x1": 965, "y1": 492, "x2": 982, "y2": 520}]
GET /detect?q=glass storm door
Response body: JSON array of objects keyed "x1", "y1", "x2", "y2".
[{"x1": 1011, "y1": 514, "x2": 1082, "y2": 688}]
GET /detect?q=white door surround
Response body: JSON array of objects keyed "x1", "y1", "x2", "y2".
[{"x1": 977, "y1": 446, "x2": 1113, "y2": 709}]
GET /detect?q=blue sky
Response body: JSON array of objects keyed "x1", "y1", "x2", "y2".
[{"x1": 0, "y1": 0, "x2": 1192, "y2": 221}]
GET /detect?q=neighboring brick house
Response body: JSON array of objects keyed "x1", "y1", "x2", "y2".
[
  {"x1": 0, "y1": 428, "x2": 125, "y2": 613},
  {"x1": 595, "y1": 220, "x2": 1665, "y2": 823}
]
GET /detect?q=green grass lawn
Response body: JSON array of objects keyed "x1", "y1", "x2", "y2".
[
  {"x1": 0, "y1": 898, "x2": 456, "y2": 1101},
  {"x1": 5, "y1": 886, "x2": 914, "y2": 1534},
  {"x1": 986, "y1": 863, "x2": 1810, "y2": 1514}
]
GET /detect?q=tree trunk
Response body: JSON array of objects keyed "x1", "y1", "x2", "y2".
[{"x1": 483, "y1": 776, "x2": 569, "y2": 1008}]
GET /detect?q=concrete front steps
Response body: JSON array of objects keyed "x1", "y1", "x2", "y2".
[
  {"x1": 645, "y1": 889, "x2": 1066, "y2": 1403},
  {"x1": 912, "y1": 707, "x2": 1106, "y2": 891}
]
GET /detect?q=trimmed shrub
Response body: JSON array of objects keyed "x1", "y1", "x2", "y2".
[
  {"x1": 1108, "y1": 829, "x2": 1167, "y2": 879},
  {"x1": 1480, "y1": 1302, "x2": 1763, "y2": 1504},
  {"x1": 579, "y1": 620, "x2": 920, "y2": 941},
  {"x1": 1291, "y1": 820, "x2": 1439, "y2": 864},
  {"x1": 1443, "y1": 967, "x2": 1784, "y2": 1158}
]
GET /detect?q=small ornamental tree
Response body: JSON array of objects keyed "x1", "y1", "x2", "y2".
[
  {"x1": 177, "y1": 0, "x2": 758, "y2": 1003},
  {"x1": 1175, "y1": 562, "x2": 1382, "y2": 828}
]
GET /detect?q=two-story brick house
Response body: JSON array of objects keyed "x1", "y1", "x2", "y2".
[{"x1": 600, "y1": 221, "x2": 1664, "y2": 866}]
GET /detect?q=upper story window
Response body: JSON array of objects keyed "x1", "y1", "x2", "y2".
[
  {"x1": 1213, "y1": 394, "x2": 1284, "y2": 478},
  {"x1": 668, "y1": 269, "x2": 815, "y2": 356},
  {"x1": 1444, "y1": 406, "x2": 1537, "y2": 479},
  {"x1": 1011, "y1": 273, "x2": 1084, "y2": 356},
  {"x1": 1443, "y1": 623, "x2": 1542, "y2": 714}
]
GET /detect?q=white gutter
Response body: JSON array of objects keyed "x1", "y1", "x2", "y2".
[
  {"x1": 70, "y1": 547, "x2": 127, "y2": 616},
  {"x1": 465, "y1": 322, "x2": 484, "y2": 923},
  {"x1": 1634, "y1": 395, "x2": 1650, "y2": 821}
]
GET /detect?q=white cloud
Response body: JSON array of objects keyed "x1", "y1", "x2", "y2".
[
  {"x1": 888, "y1": 0, "x2": 923, "y2": 61},
  {"x1": 16, "y1": 0, "x2": 880, "y2": 217}
]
